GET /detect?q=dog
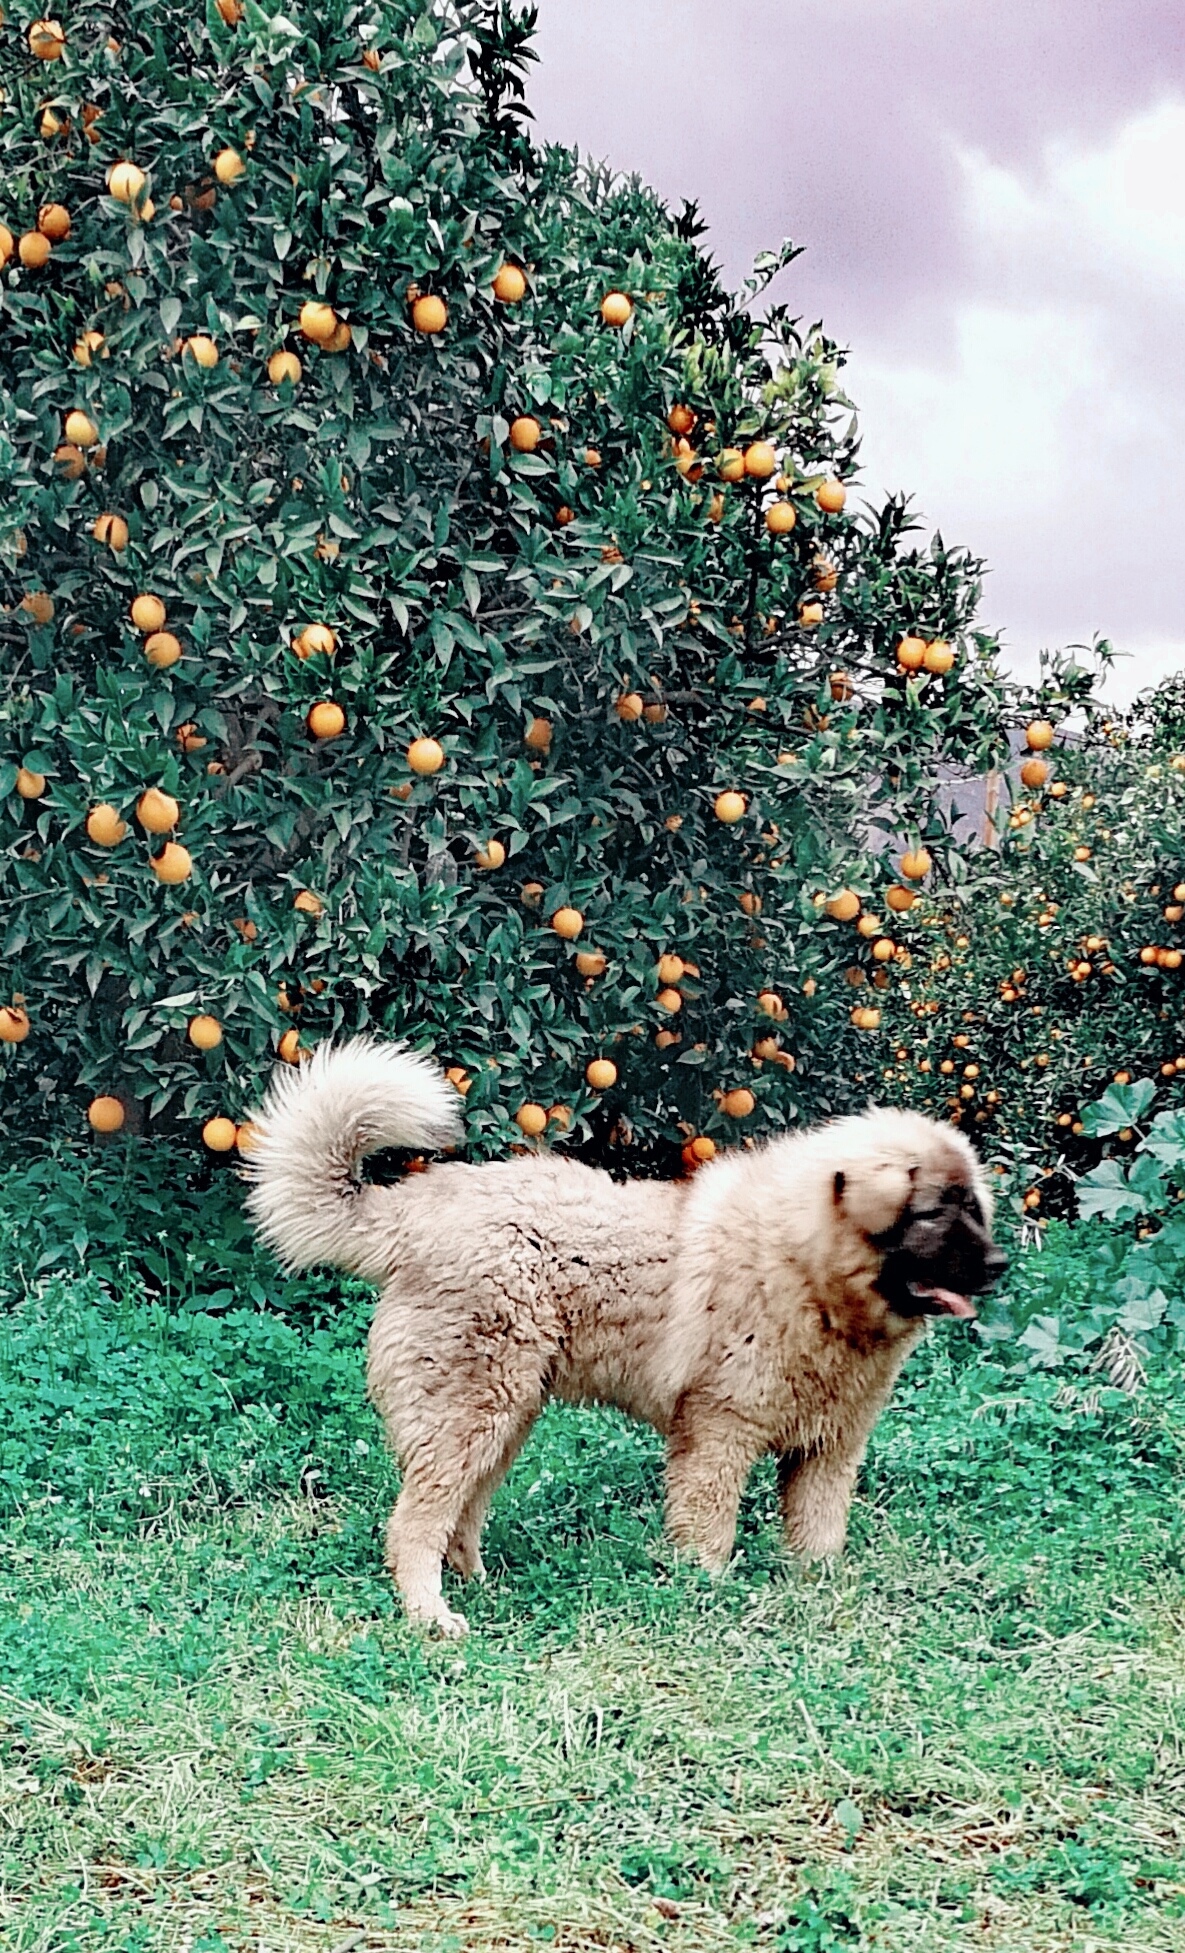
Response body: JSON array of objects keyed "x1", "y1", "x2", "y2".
[{"x1": 245, "y1": 1038, "x2": 1004, "y2": 1635}]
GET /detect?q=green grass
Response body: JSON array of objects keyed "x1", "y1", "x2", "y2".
[{"x1": 2, "y1": 1259, "x2": 1184, "y2": 1952}]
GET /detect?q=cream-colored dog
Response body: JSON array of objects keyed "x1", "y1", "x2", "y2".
[{"x1": 246, "y1": 1039, "x2": 1003, "y2": 1634}]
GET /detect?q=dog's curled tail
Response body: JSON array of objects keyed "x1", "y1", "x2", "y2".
[{"x1": 243, "y1": 1037, "x2": 463, "y2": 1278}]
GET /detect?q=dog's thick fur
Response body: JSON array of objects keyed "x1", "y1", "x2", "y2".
[{"x1": 246, "y1": 1038, "x2": 1002, "y2": 1635}]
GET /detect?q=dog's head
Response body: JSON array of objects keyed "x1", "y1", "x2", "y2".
[{"x1": 831, "y1": 1111, "x2": 1006, "y2": 1323}]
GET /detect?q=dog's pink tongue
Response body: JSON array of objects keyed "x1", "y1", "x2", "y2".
[{"x1": 927, "y1": 1287, "x2": 977, "y2": 1319}]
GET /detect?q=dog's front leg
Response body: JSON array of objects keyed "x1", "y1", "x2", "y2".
[
  {"x1": 664, "y1": 1397, "x2": 762, "y2": 1573},
  {"x1": 777, "y1": 1440, "x2": 866, "y2": 1559}
]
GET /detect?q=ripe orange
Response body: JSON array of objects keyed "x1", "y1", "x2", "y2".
[
  {"x1": 851, "y1": 1005, "x2": 881, "y2": 1030},
  {"x1": 690, "y1": 1136, "x2": 716, "y2": 1163},
  {"x1": 130, "y1": 593, "x2": 166, "y2": 632},
  {"x1": 1025, "y1": 720, "x2": 1055, "y2": 751},
  {"x1": 825, "y1": 888, "x2": 860, "y2": 921},
  {"x1": 721, "y1": 1087, "x2": 755, "y2": 1118},
  {"x1": 65, "y1": 410, "x2": 99, "y2": 448},
  {"x1": 86, "y1": 804, "x2": 127, "y2": 846},
  {"x1": 896, "y1": 635, "x2": 926, "y2": 670},
  {"x1": 307, "y1": 701, "x2": 345, "y2": 740},
  {"x1": 757, "y1": 990, "x2": 785, "y2": 1019},
  {"x1": 743, "y1": 442, "x2": 777, "y2": 479},
  {"x1": 152, "y1": 843, "x2": 192, "y2": 884},
  {"x1": 829, "y1": 672, "x2": 854, "y2": 704},
  {"x1": 514, "y1": 1102, "x2": 548, "y2": 1137},
  {"x1": 407, "y1": 736, "x2": 444, "y2": 775},
  {"x1": 202, "y1": 1115, "x2": 237, "y2": 1151},
  {"x1": 872, "y1": 937, "x2": 895, "y2": 962},
  {"x1": 657, "y1": 954, "x2": 685, "y2": 985},
  {"x1": 278, "y1": 1028, "x2": 302, "y2": 1064},
  {"x1": 107, "y1": 160, "x2": 146, "y2": 203},
  {"x1": 93, "y1": 513, "x2": 129, "y2": 552},
  {"x1": 524, "y1": 716, "x2": 552, "y2": 753},
  {"x1": 137, "y1": 788, "x2": 179, "y2": 833},
  {"x1": 293, "y1": 889, "x2": 323, "y2": 916},
  {"x1": 656, "y1": 988, "x2": 682, "y2": 1014},
  {"x1": 923, "y1": 639, "x2": 955, "y2": 674},
  {"x1": 816, "y1": 480, "x2": 846, "y2": 513},
  {"x1": 765, "y1": 501, "x2": 797, "y2": 535},
  {"x1": 509, "y1": 415, "x2": 541, "y2": 452},
  {"x1": 586, "y1": 1058, "x2": 617, "y2": 1089},
  {"x1": 714, "y1": 791, "x2": 746, "y2": 824},
  {"x1": 38, "y1": 202, "x2": 70, "y2": 241},
  {"x1": 600, "y1": 291, "x2": 632, "y2": 326},
  {"x1": 299, "y1": 301, "x2": 337, "y2": 344},
  {"x1": 213, "y1": 148, "x2": 245, "y2": 186},
  {"x1": 216, "y1": 0, "x2": 244, "y2": 21},
  {"x1": 73, "y1": 330, "x2": 106, "y2": 366},
  {"x1": 29, "y1": 18, "x2": 67, "y2": 58},
  {"x1": 799, "y1": 601, "x2": 824, "y2": 629},
  {"x1": 412, "y1": 294, "x2": 447, "y2": 334},
  {"x1": 717, "y1": 448, "x2": 745, "y2": 482},
  {"x1": 707, "y1": 492, "x2": 726, "y2": 523},
  {"x1": 54, "y1": 443, "x2": 87, "y2": 478},
  {"x1": 575, "y1": 950, "x2": 607, "y2": 978},
  {"x1": 643, "y1": 701, "x2": 667, "y2": 724},
  {"x1": 88, "y1": 1095, "x2": 125, "y2": 1131},
  {"x1": 551, "y1": 907, "x2": 583, "y2": 940},
  {"x1": 584, "y1": 447, "x2": 602, "y2": 469},
  {"x1": 183, "y1": 335, "x2": 218, "y2": 369},
  {"x1": 21, "y1": 591, "x2": 54, "y2": 624},
  {"x1": 1019, "y1": 757, "x2": 1049, "y2": 790},
  {"x1": 900, "y1": 848, "x2": 932, "y2": 880},
  {"x1": 615, "y1": 692, "x2": 644, "y2": 722},
  {"x1": 0, "y1": 225, "x2": 12, "y2": 267},
  {"x1": 0, "y1": 1006, "x2": 31, "y2": 1043},
  {"x1": 667, "y1": 404, "x2": 695, "y2": 436},
  {"x1": 885, "y1": 884, "x2": 916, "y2": 913},
  {"x1": 268, "y1": 348, "x2": 301, "y2": 385},
  {"x1": 144, "y1": 631, "x2": 182, "y2": 669},
  {"x1": 475, "y1": 840, "x2": 506, "y2": 870},
  {"x1": 493, "y1": 263, "x2": 527, "y2": 303},
  {"x1": 188, "y1": 1014, "x2": 223, "y2": 1050},
  {"x1": 554, "y1": 505, "x2": 575, "y2": 527},
  {"x1": 16, "y1": 767, "x2": 46, "y2": 799},
  {"x1": 294, "y1": 623, "x2": 336, "y2": 659}
]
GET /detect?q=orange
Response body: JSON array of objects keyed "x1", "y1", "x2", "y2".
[
  {"x1": 1020, "y1": 757, "x2": 1048, "y2": 790},
  {"x1": 547, "y1": 1104, "x2": 572, "y2": 1129},
  {"x1": 361, "y1": 43, "x2": 380, "y2": 67},
  {"x1": 657, "y1": 954, "x2": 684, "y2": 985},
  {"x1": 690, "y1": 1136, "x2": 716, "y2": 1163},
  {"x1": 445, "y1": 1067, "x2": 471, "y2": 1096},
  {"x1": 896, "y1": 635, "x2": 926, "y2": 670},
  {"x1": 615, "y1": 692, "x2": 644, "y2": 722},
  {"x1": 88, "y1": 1095, "x2": 125, "y2": 1132},
  {"x1": 412, "y1": 294, "x2": 447, "y2": 334},
  {"x1": 600, "y1": 291, "x2": 632, "y2": 326},
  {"x1": 551, "y1": 907, "x2": 583, "y2": 940},
  {"x1": 407, "y1": 736, "x2": 444, "y2": 775},
  {"x1": 524, "y1": 716, "x2": 552, "y2": 753},
  {"x1": 554, "y1": 505, "x2": 575, "y2": 527},
  {"x1": 493, "y1": 263, "x2": 527, "y2": 302},
  {"x1": 216, "y1": 0, "x2": 244, "y2": 21},
  {"x1": 643, "y1": 701, "x2": 667, "y2": 724},
  {"x1": 299, "y1": 301, "x2": 337, "y2": 344},
  {"x1": 144, "y1": 631, "x2": 182, "y2": 669},
  {"x1": 798, "y1": 601, "x2": 824, "y2": 629},
  {"x1": 584, "y1": 447, "x2": 602, "y2": 469},
  {"x1": 721, "y1": 1087, "x2": 755, "y2": 1118},
  {"x1": 757, "y1": 990, "x2": 785, "y2": 1019},
  {"x1": 54, "y1": 443, "x2": 87, "y2": 478},
  {"x1": 667, "y1": 404, "x2": 695, "y2": 435},
  {"x1": 136, "y1": 788, "x2": 179, "y2": 833},
  {"x1": 21, "y1": 591, "x2": 54, "y2": 624},
  {"x1": 29, "y1": 18, "x2": 67, "y2": 58},
  {"x1": 183, "y1": 334, "x2": 218, "y2": 368},
  {"x1": 816, "y1": 480, "x2": 846, "y2": 513},
  {"x1": 130, "y1": 593, "x2": 166, "y2": 632},
  {"x1": 923, "y1": 639, "x2": 955, "y2": 674},
  {"x1": 509, "y1": 416, "x2": 541, "y2": 452},
  {"x1": 188, "y1": 1014, "x2": 223, "y2": 1050},
  {"x1": 717, "y1": 448, "x2": 745, "y2": 482},
  {"x1": 202, "y1": 1115, "x2": 237, "y2": 1151},
  {"x1": 743, "y1": 442, "x2": 777, "y2": 479},
  {"x1": 294, "y1": 623, "x2": 336, "y2": 659},
  {"x1": 152, "y1": 842, "x2": 192, "y2": 884},
  {"x1": 714, "y1": 791, "x2": 746, "y2": 824},
  {"x1": 1025, "y1": 720, "x2": 1055, "y2": 751},
  {"x1": 65, "y1": 410, "x2": 99, "y2": 447},
  {"x1": 278, "y1": 1028, "x2": 302, "y2": 1064},
  {"x1": 93, "y1": 513, "x2": 129, "y2": 551},
  {"x1": 16, "y1": 767, "x2": 46, "y2": 799},
  {"x1": 86, "y1": 804, "x2": 127, "y2": 846},
  {"x1": 586, "y1": 1058, "x2": 617, "y2": 1089},
  {"x1": 885, "y1": 884, "x2": 916, "y2": 913},
  {"x1": 825, "y1": 889, "x2": 860, "y2": 922},
  {"x1": 213, "y1": 148, "x2": 245, "y2": 185},
  {"x1": 293, "y1": 889, "x2": 323, "y2": 916},
  {"x1": 107, "y1": 160, "x2": 146, "y2": 203},
  {"x1": 73, "y1": 330, "x2": 106, "y2": 366},
  {"x1": 872, "y1": 937, "x2": 895, "y2": 963},
  {"x1": 514, "y1": 1102, "x2": 548, "y2": 1137},
  {"x1": 851, "y1": 1005, "x2": 881, "y2": 1030},
  {"x1": 814, "y1": 558, "x2": 839, "y2": 593},
  {"x1": 19, "y1": 230, "x2": 52, "y2": 269},
  {"x1": 521, "y1": 882, "x2": 544, "y2": 907},
  {"x1": 0, "y1": 225, "x2": 11, "y2": 267},
  {"x1": 575, "y1": 950, "x2": 606, "y2": 977},
  {"x1": 307, "y1": 701, "x2": 346, "y2": 740},
  {"x1": 829, "y1": 671, "x2": 853, "y2": 702},
  {"x1": 268, "y1": 348, "x2": 301, "y2": 385},
  {"x1": 656, "y1": 988, "x2": 682, "y2": 1014},
  {"x1": 765, "y1": 501, "x2": 796, "y2": 535},
  {"x1": 738, "y1": 893, "x2": 762, "y2": 916},
  {"x1": 900, "y1": 848, "x2": 932, "y2": 880},
  {"x1": 474, "y1": 840, "x2": 506, "y2": 870},
  {"x1": 0, "y1": 1006, "x2": 31, "y2": 1043}
]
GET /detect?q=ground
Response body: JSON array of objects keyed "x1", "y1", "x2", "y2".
[{"x1": 2, "y1": 1259, "x2": 1183, "y2": 1952}]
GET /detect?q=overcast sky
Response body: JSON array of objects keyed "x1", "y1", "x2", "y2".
[{"x1": 529, "y1": 1, "x2": 1184, "y2": 704}]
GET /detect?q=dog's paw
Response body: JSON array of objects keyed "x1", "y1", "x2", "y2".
[{"x1": 408, "y1": 1602, "x2": 470, "y2": 1639}]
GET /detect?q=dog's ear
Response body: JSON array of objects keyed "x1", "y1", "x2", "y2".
[{"x1": 838, "y1": 1158, "x2": 916, "y2": 1239}]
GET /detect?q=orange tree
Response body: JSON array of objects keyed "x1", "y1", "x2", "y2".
[{"x1": 3, "y1": 0, "x2": 1023, "y2": 1220}]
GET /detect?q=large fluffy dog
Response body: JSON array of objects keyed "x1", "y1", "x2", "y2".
[{"x1": 246, "y1": 1039, "x2": 1004, "y2": 1634}]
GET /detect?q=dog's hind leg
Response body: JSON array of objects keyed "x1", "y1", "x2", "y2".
[
  {"x1": 445, "y1": 1419, "x2": 532, "y2": 1581},
  {"x1": 664, "y1": 1398, "x2": 763, "y2": 1573}
]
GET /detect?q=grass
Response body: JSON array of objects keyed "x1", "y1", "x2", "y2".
[{"x1": 2, "y1": 1253, "x2": 1184, "y2": 1952}]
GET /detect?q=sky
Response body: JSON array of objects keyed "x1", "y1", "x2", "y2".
[{"x1": 528, "y1": 0, "x2": 1185, "y2": 704}]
